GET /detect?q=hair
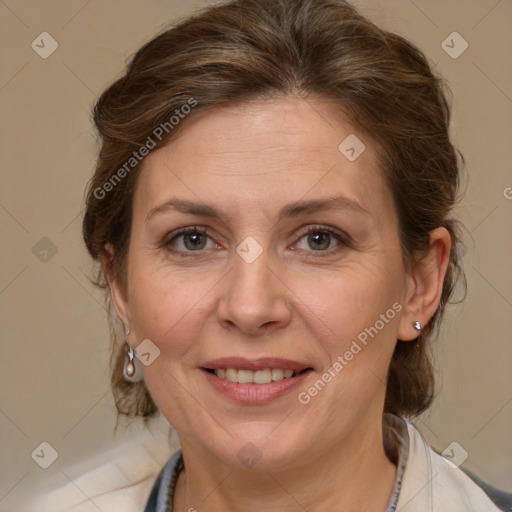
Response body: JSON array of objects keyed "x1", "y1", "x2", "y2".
[{"x1": 82, "y1": 0, "x2": 466, "y2": 421}]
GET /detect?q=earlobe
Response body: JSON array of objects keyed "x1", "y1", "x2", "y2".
[
  {"x1": 397, "y1": 227, "x2": 451, "y2": 341},
  {"x1": 102, "y1": 243, "x2": 131, "y2": 329}
]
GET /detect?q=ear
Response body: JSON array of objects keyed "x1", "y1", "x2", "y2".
[
  {"x1": 397, "y1": 227, "x2": 452, "y2": 341},
  {"x1": 102, "y1": 243, "x2": 131, "y2": 331}
]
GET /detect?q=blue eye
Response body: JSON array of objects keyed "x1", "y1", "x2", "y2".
[
  {"x1": 165, "y1": 226, "x2": 217, "y2": 252},
  {"x1": 294, "y1": 226, "x2": 348, "y2": 255}
]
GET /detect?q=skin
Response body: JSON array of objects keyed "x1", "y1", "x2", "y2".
[{"x1": 105, "y1": 96, "x2": 451, "y2": 511}]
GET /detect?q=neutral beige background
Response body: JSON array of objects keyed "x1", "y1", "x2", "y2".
[{"x1": 1, "y1": 0, "x2": 511, "y2": 509}]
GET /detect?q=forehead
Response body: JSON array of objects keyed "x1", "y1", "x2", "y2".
[{"x1": 134, "y1": 96, "x2": 390, "y2": 221}]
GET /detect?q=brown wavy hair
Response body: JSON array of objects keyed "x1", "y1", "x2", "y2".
[{"x1": 82, "y1": 0, "x2": 466, "y2": 421}]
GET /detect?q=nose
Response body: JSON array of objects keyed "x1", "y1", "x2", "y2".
[{"x1": 217, "y1": 245, "x2": 292, "y2": 337}]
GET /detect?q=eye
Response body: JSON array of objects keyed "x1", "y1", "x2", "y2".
[
  {"x1": 164, "y1": 226, "x2": 219, "y2": 252},
  {"x1": 293, "y1": 226, "x2": 349, "y2": 255},
  {"x1": 162, "y1": 224, "x2": 350, "y2": 257}
]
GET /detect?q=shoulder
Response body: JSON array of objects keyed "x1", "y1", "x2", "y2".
[
  {"x1": 397, "y1": 418, "x2": 512, "y2": 512},
  {"x1": 26, "y1": 424, "x2": 174, "y2": 512}
]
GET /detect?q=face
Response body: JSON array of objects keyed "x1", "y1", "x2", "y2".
[{"x1": 112, "y1": 96, "x2": 416, "y2": 470}]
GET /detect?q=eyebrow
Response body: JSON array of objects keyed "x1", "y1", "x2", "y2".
[{"x1": 145, "y1": 195, "x2": 370, "y2": 223}]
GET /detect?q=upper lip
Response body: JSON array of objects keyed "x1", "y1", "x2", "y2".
[{"x1": 201, "y1": 357, "x2": 312, "y2": 372}]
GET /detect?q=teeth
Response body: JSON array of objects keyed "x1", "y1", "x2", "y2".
[
  {"x1": 254, "y1": 369, "x2": 272, "y2": 384},
  {"x1": 225, "y1": 368, "x2": 237, "y2": 382},
  {"x1": 237, "y1": 369, "x2": 253, "y2": 384},
  {"x1": 271, "y1": 368, "x2": 284, "y2": 381},
  {"x1": 213, "y1": 368, "x2": 298, "y2": 383}
]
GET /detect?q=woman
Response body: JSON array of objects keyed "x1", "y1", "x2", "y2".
[{"x1": 81, "y1": 0, "x2": 511, "y2": 510}]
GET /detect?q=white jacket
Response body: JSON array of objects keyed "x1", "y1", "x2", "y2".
[
  {"x1": 25, "y1": 415, "x2": 511, "y2": 511},
  {"x1": 395, "y1": 420, "x2": 510, "y2": 511}
]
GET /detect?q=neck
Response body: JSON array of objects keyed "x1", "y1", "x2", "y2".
[{"x1": 173, "y1": 415, "x2": 397, "y2": 512}]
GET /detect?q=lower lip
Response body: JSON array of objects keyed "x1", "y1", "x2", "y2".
[{"x1": 202, "y1": 369, "x2": 313, "y2": 404}]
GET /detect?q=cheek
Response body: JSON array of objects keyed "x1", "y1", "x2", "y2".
[
  {"x1": 290, "y1": 256, "x2": 404, "y2": 365},
  {"x1": 300, "y1": 261, "x2": 402, "y2": 326},
  {"x1": 126, "y1": 258, "x2": 219, "y2": 355}
]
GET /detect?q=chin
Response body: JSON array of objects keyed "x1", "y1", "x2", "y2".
[{"x1": 211, "y1": 426, "x2": 308, "y2": 471}]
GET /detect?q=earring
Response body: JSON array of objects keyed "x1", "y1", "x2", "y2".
[
  {"x1": 122, "y1": 329, "x2": 143, "y2": 383},
  {"x1": 413, "y1": 321, "x2": 422, "y2": 333}
]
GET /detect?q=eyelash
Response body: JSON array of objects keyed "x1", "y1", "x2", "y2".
[{"x1": 162, "y1": 224, "x2": 351, "y2": 258}]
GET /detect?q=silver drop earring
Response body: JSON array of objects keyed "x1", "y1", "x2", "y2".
[{"x1": 122, "y1": 328, "x2": 143, "y2": 382}]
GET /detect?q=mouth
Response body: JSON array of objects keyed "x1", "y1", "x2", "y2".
[{"x1": 200, "y1": 357, "x2": 314, "y2": 403}]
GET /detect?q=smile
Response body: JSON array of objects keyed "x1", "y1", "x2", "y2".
[{"x1": 200, "y1": 358, "x2": 314, "y2": 403}]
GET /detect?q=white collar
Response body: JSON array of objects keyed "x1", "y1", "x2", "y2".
[{"x1": 397, "y1": 418, "x2": 504, "y2": 511}]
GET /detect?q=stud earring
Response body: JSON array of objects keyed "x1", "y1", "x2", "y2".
[{"x1": 413, "y1": 321, "x2": 422, "y2": 333}]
